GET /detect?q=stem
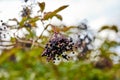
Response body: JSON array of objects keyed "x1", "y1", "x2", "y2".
[
  {"x1": 0, "y1": 39, "x2": 44, "y2": 49},
  {"x1": 39, "y1": 26, "x2": 46, "y2": 39},
  {"x1": 39, "y1": 18, "x2": 52, "y2": 39},
  {"x1": 16, "y1": 39, "x2": 44, "y2": 48},
  {"x1": 39, "y1": 23, "x2": 50, "y2": 39}
]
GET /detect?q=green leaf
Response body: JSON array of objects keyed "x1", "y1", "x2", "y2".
[
  {"x1": 28, "y1": 16, "x2": 40, "y2": 27},
  {"x1": 11, "y1": 37, "x2": 16, "y2": 43},
  {"x1": 110, "y1": 25, "x2": 118, "y2": 32},
  {"x1": 19, "y1": 17, "x2": 28, "y2": 27},
  {"x1": 98, "y1": 26, "x2": 109, "y2": 32},
  {"x1": 98, "y1": 25, "x2": 119, "y2": 33},
  {"x1": 38, "y1": 2, "x2": 45, "y2": 12},
  {"x1": 43, "y1": 12, "x2": 55, "y2": 20},
  {"x1": 55, "y1": 14, "x2": 63, "y2": 21},
  {"x1": 29, "y1": 16, "x2": 40, "y2": 23},
  {"x1": 43, "y1": 5, "x2": 69, "y2": 20},
  {"x1": 54, "y1": 5, "x2": 69, "y2": 13}
]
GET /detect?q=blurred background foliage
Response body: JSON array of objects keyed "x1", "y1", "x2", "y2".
[{"x1": 0, "y1": 1, "x2": 120, "y2": 80}]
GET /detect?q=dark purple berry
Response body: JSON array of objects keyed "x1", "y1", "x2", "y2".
[{"x1": 42, "y1": 33, "x2": 74, "y2": 62}]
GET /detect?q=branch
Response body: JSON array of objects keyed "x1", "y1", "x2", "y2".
[{"x1": 0, "y1": 39, "x2": 44, "y2": 49}]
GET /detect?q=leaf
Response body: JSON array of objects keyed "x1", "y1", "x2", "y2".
[
  {"x1": 55, "y1": 14, "x2": 63, "y2": 21},
  {"x1": 98, "y1": 25, "x2": 119, "y2": 33},
  {"x1": 108, "y1": 41, "x2": 118, "y2": 47},
  {"x1": 28, "y1": 16, "x2": 39, "y2": 27},
  {"x1": 110, "y1": 25, "x2": 118, "y2": 32},
  {"x1": 29, "y1": 16, "x2": 40, "y2": 23},
  {"x1": 43, "y1": 5, "x2": 69, "y2": 20},
  {"x1": 50, "y1": 24, "x2": 76, "y2": 33},
  {"x1": 11, "y1": 37, "x2": 16, "y2": 43},
  {"x1": 54, "y1": 5, "x2": 69, "y2": 13},
  {"x1": 61, "y1": 26, "x2": 75, "y2": 32},
  {"x1": 30, "y1": 22, "x2": 36, "y2": 27},
  {"x1": 38, "y1": 2, "x2": 45, "y2": 12},
  {"x1": 98, "y1": 26, "x2": 109, "y2": 32},
  {"x1": 43, "y1": 12, "x2": 55, "y2": 20},
  {"x1": 50, "y1": 24, "x2": 60, "y2": 33},
  {"x1": 19, "y1": 17, "x2": 28, "y2": 27}
]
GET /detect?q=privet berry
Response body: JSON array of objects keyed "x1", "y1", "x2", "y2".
[{"x1": 42, "y1": 32, "x2": 74, "y2": 62}]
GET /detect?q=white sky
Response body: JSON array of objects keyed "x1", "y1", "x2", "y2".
[{"x1": 0, "y1": 0, "x2": 120, "y2": 30}]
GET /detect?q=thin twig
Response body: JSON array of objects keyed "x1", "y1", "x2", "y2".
[{"x1": 39, "y1": 24, "x2": 50, "y2": 39}]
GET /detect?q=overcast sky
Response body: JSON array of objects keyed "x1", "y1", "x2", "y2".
[{"x1": 0, "y1": 0, "x2": 120, "y2": 30}]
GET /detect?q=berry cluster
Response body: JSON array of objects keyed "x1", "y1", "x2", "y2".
[
  {"x1": 73, "y1": 22, "x2": 94, "y2": 56},
  {"x1": 42, "y1": 33, "x2": 74, "y2": 61},
  {"x1": 21, "y1": 7, "x2": 31, "y2": 17},
  {"x1": 42, "y1": 22, "x2": 94, "y2": 62},
  {"x1": 0, "y1": 20, "x2": 9, "y2": 39},
  {"x1": 75, "y1": 35, "x2": 92, "y2": 55}
]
